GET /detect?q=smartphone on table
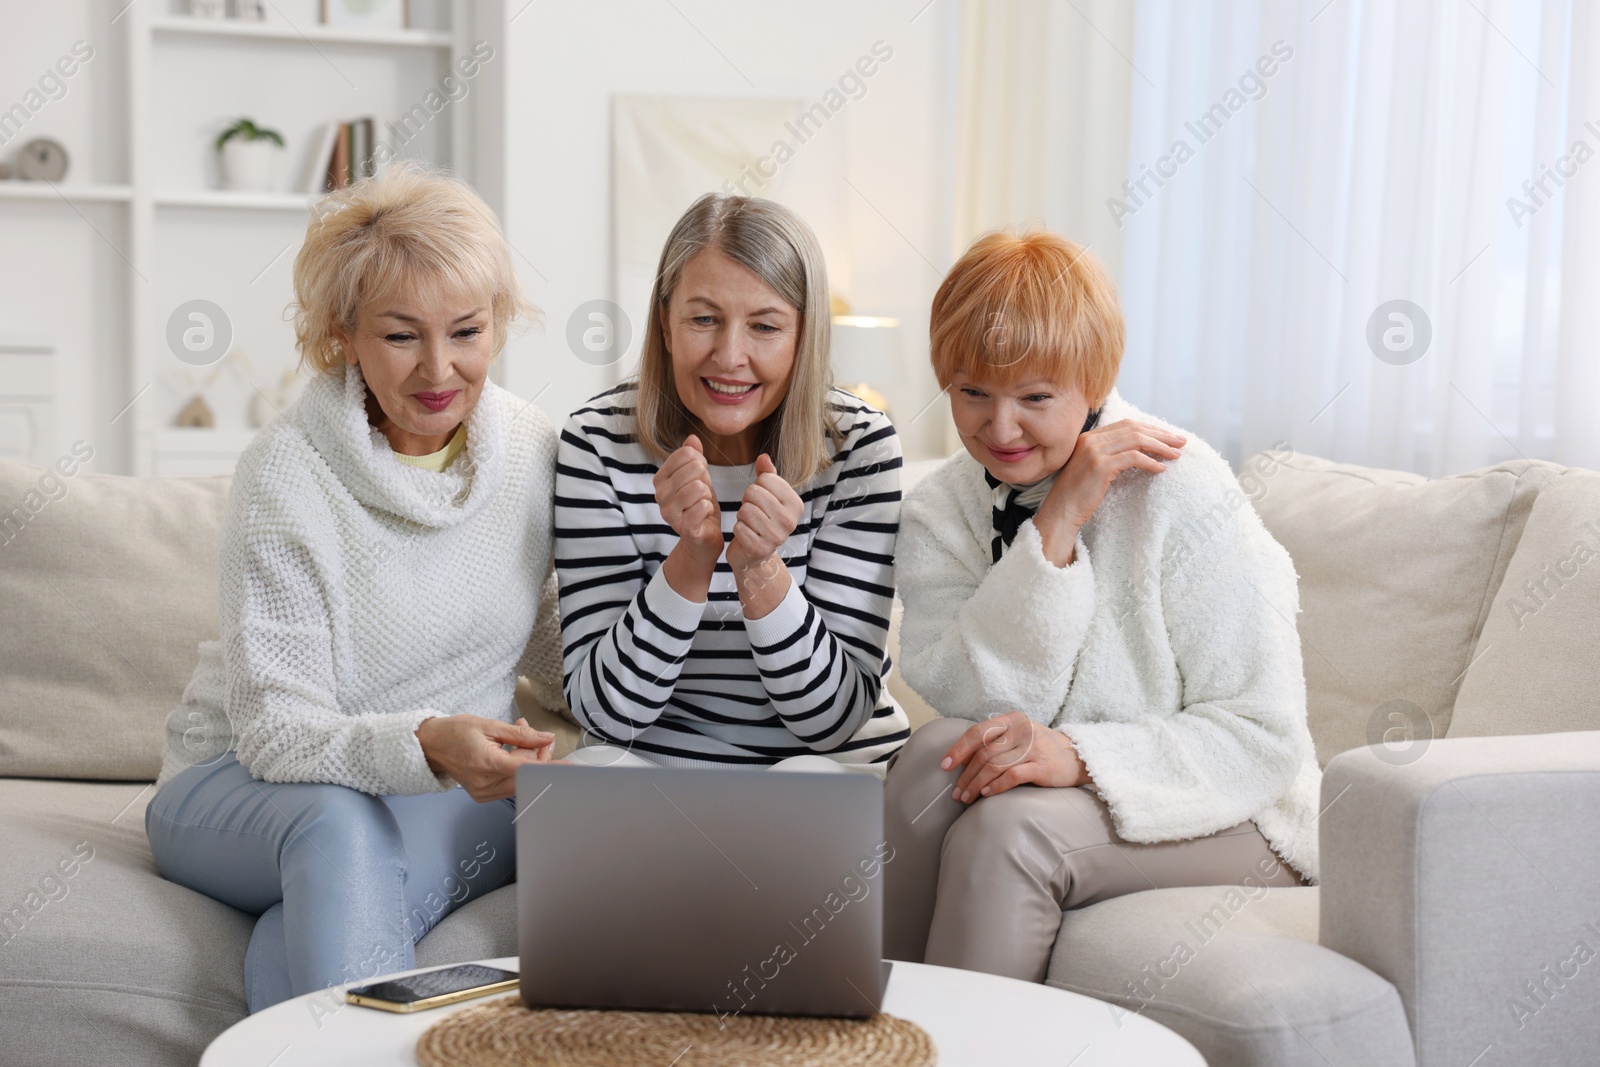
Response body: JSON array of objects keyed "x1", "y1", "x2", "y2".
[{"x1": 344, "y1": 963, "x2": 518, "y2": 1013}]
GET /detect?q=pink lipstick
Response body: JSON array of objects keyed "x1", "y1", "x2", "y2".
[
  {"x1": 413, "y1": 390, "x2": 458, "y2": 413},
  {"x1": 987, "y1": 444, "x2": 1037, "y2": 464}
]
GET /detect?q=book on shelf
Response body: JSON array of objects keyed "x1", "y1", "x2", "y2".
[
  {"x1": 327, "y1": 124, "x2": 349, "y2": 191},
  {"x1": 303, "y1": 122, "x2": 340, "y2": 193},
  {"x1": 306, "y1": 116, "x2": 382, "y2": 194},
  {"x1": 355, "y1": 118, "x2": 376, "y2": 180}
]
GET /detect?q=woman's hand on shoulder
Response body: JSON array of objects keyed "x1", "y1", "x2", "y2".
[
  {"x1": 654, "y1": 435, "x2": 724, "y2": 564},
  {"x1": 941, "y1": 710, "x2": 1090, "y2": 802},
  {"x1": 416, "y1": 714, "x2": 556, "y2": 803},
  {"x1": 1034, "y1": 419, "x2": 1187, "y2": 565}
]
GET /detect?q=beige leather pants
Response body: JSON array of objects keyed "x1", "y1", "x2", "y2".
[{"x1": 883, "y1": 717, "x2": 1303, "y2": 982}]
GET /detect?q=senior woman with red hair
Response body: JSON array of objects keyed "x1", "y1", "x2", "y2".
[{"x1": 884, "y1": 230, "x2": 1320, "y2": 982}]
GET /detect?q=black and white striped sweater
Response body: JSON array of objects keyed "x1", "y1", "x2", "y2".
[{"x1": 554, "y1": 383, "x2": 910, "y2": 768}]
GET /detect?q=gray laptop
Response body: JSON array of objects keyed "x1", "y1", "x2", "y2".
[{"x1": 515, "y1": 763, "x2": 890, "y2": 1019}]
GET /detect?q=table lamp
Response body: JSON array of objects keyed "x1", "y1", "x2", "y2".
[{"x1": 830, "y1": 314, "x2": 900, "y2": 415}]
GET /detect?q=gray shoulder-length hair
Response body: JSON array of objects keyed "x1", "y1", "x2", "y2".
[{"x1": 633, "y1": 193, "x2": 843, "y2": 485}]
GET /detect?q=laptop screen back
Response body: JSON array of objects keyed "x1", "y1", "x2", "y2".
[{"x1": 515, "y1": 763, "x2": 887, "y2": 1019}]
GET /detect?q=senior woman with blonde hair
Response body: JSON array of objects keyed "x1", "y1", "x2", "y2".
[
  {"x1": 146, "y1": 165, "x2": 564, "y2": 1011},
  {"x1": 555, "y1": 193, "x2": 909, "y2": 768}
]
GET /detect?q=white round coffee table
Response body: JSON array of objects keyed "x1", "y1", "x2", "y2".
[{"x1": 201, "y1": 956, "x2": 1203, "y2": 1066}]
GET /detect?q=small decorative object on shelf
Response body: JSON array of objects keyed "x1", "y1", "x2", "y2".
[
  {"x1": 171, "y1": 353, "x2": 248, "y2": 429},
  {"x1": 216, "y1": 117, "x2": 285, "y2": 193},
  {"x1": 250, "y1": 369, "x2": 300, "y2": 427},
  {"x1": 16, "y1": 139, "x2": 69, "y2": 182},
  {"x1": 322, "y1": 0, "x2": 406, "y2": 31},
  {"x1": 0, "y1": 162, "x2": 12, "y2": 180},
  {"x1": 230, "y1": 0, "x2": 267, "y2": 20},
  {"x1": 175, "y1": 394, "x2": 216, "y2": 428},
  {"x1": 188, "y1": 0, "x2": 227, "y2": 16}
]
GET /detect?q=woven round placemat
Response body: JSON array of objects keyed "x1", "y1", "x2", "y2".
[{"x1": 415, "y1": 997, "x2": 936, "y2": 1067}]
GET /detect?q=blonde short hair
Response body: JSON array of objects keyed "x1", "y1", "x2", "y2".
[
  {"x1": 634, "y1": 193, "x2": 842, "y2": 485},
  {"x1": 291, "y1": 164, "x2": 538, "y2": 375},
  {"x1": 929, "y1": 230, "x2": 1123, "y2": 406}
]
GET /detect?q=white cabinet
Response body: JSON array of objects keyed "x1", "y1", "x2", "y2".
[{"x1": 0, "y1": 341, "x2": 55, "y2": 467}]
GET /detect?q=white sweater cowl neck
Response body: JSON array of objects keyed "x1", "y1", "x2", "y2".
[{"x1": 292, "y1": 363, "x2": 509, "y2": 527}]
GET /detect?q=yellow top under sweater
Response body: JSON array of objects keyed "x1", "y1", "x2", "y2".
[{"x1": 392, "y1": 425, "x2": 467, "y2": 473}]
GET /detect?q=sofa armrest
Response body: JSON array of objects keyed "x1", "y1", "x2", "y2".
[{"x1": 1319, "y1": 730, "x2": 1600, "y2": 1067}]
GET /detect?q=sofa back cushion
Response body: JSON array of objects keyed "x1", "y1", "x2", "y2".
[
  {"x1": 885, "y1": 459, "x2": 944, "y2": 732},
  {"x1": 1450, "y1": 469, "x2": 1600, "y2": 738},
  {"x1": 1242, "y1": 452, "x2": 1549, "y2": 764},
  {"x1": 0, "y1": 458, "x2": 230, "y2": 781}
]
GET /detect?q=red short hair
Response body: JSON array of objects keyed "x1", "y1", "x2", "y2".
[{"x1": 929, "y1": 230, "x2": 1123, "y2": 404}]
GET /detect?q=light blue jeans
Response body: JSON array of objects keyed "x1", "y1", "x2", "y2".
[{"x1": 145, "y1": 753, "x2": 516, "y2": 1013}]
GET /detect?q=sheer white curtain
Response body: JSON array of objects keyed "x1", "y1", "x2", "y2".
[
  {"x1": 1118, "y1": 0, "x2": 1600, "y2": 474},
  {"x1": 944, "y1": 0, "x2": 1134, "y2": 451},
  {"x1": 950, "y1": 0, "x2": 1134, "y2": 269}
]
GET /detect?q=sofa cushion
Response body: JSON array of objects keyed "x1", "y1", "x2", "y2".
[
  {"x1": 416, "y1": 884, "x2": 518, "y2": 967},
  {"x1": 514, "y1": 678, "x2": 581, "y2": 757},
  {"x1": 1046, "y1": 885, "x2": 1414, "y2": 1067},
  {"x1": 886, "y1": 457, "x2": 949, "y2": 730},
  {"x1": 1450, "y1": 469, "x2": 1600, "y2": 738},
  {"x1": 0, "y1": 777, "x2": 251, "y2": 1066},
  {"x1": 885, "y1": 600, "x2": 939, "y2": 731},
  {"x1": 1242, "y1": 452, "x2": 1551, "y2": 763},
  {"x1": 0, "y1": 460, "x2": 231, "y2": 781}
]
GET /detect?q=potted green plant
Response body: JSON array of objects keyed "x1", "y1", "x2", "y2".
[{"x1": 216, "y1": 118, "x2": 285, "y2": 193}]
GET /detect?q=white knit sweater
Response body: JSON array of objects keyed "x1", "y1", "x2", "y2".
[
  {"x1": 157, "y1": 364, "x2": 563, "y2": 796},
  {"x1": 895, "y1": 390, "x2": 1321, "y2": 881}
]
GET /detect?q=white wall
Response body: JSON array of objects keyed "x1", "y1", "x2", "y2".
[{"x1": 496, "y1": 0, "x2": 960, "y2": 458}]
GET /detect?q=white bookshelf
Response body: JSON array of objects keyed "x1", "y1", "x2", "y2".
[
  {"x1": 152, "y1": 190, "x2": 316, "y2": 211},
  {"x1": 149, "y1": 15, "x2": 455, "y2": 48},
  {"x1": 0, "y1": 0, "x2": 510, "y2": 477},
  {"x1": 0, "y1": 183, "x2": 134, "y2": 203}
]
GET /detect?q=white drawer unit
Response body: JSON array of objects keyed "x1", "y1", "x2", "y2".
[
  {"x1": 0, "y1": 340, "x2": 54, "y2": 466},
  {"x1": 150, "y1": 429, "x2": 259, "y2": 478}
]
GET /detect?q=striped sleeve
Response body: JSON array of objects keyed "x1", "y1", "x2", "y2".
[
  {"x1": 554, "y1": 411, "x2": 704, "y2": 743},
  {"x1": 742, "y1": 407, "x2": 903, "y2": 751}
]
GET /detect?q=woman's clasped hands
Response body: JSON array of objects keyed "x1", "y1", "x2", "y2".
[{"x1": 653, "y1": 435, "x2": 801, "y2": 616}]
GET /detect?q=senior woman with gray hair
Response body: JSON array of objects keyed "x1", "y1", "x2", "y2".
[
  {"x1": 145, "y1": 166, "x2": 564, "y2": 1011},
  {"x1": 555, "y1": 193, "x2": 910, "y2": 769}
]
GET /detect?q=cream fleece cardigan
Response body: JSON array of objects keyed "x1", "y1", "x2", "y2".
[
  {"x1": 895, "y1": 390, "x2": 1321, "y2": 881},
  {"x1": 157, "y1": 364, "x2": 564, "y2": 795}
]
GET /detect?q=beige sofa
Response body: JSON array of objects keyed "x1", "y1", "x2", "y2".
[{"x1": 2, "y1": 450, "x2": 1597, "y2": 1065}]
